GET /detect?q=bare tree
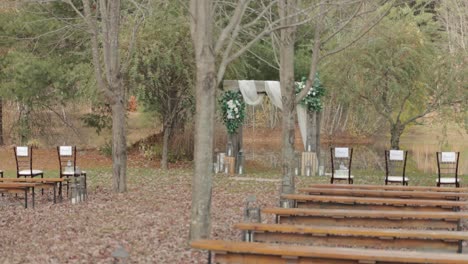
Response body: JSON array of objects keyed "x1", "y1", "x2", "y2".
[
  {"x1": 278, "y1": 0, "x2": 297, "y2": 194},
  {"x1": 188, "y1": 0, "x2": 316, "y2": 240},
  {"x1": 64, "y1": 0, "x2": 145, "y2": 192},
  {"x1": 272, "y1": 0, "x2": 393, "y2": 191}
]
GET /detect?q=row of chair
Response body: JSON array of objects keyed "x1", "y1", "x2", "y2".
[
  {"x1": 3, "y1": 146, "x2": 86, "y2": 192},
  {"x1": 330, "y1": 147, "x2": 461, "y2": 187}
]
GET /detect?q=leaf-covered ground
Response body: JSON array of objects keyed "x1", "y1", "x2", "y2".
[
  {"x1": 1, "y1": 166, "x2": 467, "y2": 263},
  {"x1": 0, "y1": 168, "x2": 281, "y2": 263}
]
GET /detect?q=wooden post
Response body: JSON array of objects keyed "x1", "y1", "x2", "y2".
[
  {"x1": 224, "y1": 157, "x2": 236, "y2": 175},
  {"x1": 301, "y1": 152, "x2": 318, "y2": 176},
  {"x1": 306, "y1": 111, "x2": 321, "y2": 175},
  {"x1": 227, "y1": 126, "x2": 243, "y2": 174}
]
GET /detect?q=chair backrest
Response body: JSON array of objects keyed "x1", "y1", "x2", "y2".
[
  {"x1": 57, "y1": 146, "x2": 77, "y2": 175},
  {"x1": 385, "y1": 150, "x2": 408, "y2": 182},
  {"x1": 14, "y1": 146, "x2": 33, "y2": 175},
  {"x1": 330, "y1": 147, "x2": 353, "y2": 180},
  {"x1": 436, "y1": 152, "x2": 459, "y2": 180}
]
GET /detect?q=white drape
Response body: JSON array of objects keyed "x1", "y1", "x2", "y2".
[
  {"x1": 235, "y1": 80, "x2": 309, "y2": 149},
  {"x1": 264, "y1": 81, "x2": 283, "y2": 110},
  {"x1": 238, "y1": 80, "x2": 264, "y2": 105}
]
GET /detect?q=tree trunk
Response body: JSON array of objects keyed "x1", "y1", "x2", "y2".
[
  {"x1": 189, "y1": 0, "x2": 216, "y2": 241},
  {"x1": 279, "y1": 0, "x2": 297, "y2": 194},
  {"x1": 390, "y1": 123, "x2": 404, "y2": 150},
  {"x1": 111, "y1": 95, "x2": 127, "y2": 193},
  {"x1": 161, "y1": 124, "x2": 171, "y2": 170}
]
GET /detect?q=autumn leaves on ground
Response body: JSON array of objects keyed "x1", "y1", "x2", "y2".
[{"x1": 0, "y1": 146, "x2": 282, "y2": 263}]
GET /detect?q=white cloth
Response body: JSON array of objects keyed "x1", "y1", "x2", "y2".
[
  {"x1": 236, "y1": 80, "x2": 309, "y2": 149},
  {"x1": 264, "y1": 81, "x2": 282, "y2": 110},
  {"x1": 238, "y1": 80, "x2": 263, "y2": 106},
  {"x1": 296, "y1": 104, "x2": 308, "y2": 149}
]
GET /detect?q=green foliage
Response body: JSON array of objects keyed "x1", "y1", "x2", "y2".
[
  {"x1": 80, "y1": 104, "x2": 112, "y2": 135},
  {"x1": 295, "y1": 74, "x2": 325, "y2": 112},
  {"x1": 128, "y1": 2, "x2": 194, "y2": 127},
  {"x1": 99, "y1": 140, "x2": 113, "y2": 157},
  {"x1": 219, "y1": 91, "x2": 246, "y2": 134}
]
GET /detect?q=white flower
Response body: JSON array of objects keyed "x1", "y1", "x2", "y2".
[
  {"x1": 236, "y1": 114, "x2": 240, "y2": 118},
  {"x1": 312, "y1": 92, "x2": 316, "y2": 96},
  {"x1": 234, "y1": 107, "x2": 238, "y2": 113},
  {"x1": 227, "y1": 113, "x2": 234, "y2": 119}
]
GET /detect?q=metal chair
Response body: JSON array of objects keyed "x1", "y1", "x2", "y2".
[
  {"x1": 57, "y1": 146, "x2": 87, "y2": 198},
  {"x1": 436, "y1": 152, "x2": 460, "y2": 187},
  {"x1": 330, "y1": 147, "x2": 353, "y2": 184},
  {"x1": 385, "y1": 150, "x2": 408, "y2": 185}
]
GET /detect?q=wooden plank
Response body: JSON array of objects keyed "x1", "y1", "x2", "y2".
[
  {"x1": 262, "y1": 208, "x2": 468, "y2": 220},
  {"x1": 0, "y1": 183, "x2": 39, "y2": 188},
  {"x1": 234, "y1": 223, "x2": 468, "y2": 241},
  {"x1": 277, "y1": 215, "x2": 458, "y2": 230},
  {"x1": 301, "y1": 152, "x2": 317, "y2": 176},
  {"x1": 299, "y1": 187, "x2": 467, "y2": 200},
  {"x1": 281, "y1": 194, "x2": 468, "y2": 209},
  {"x1": 310, "y1": 184, "x2": 468, "y2": 193},
  {"x1": 191, "y1": 240, "x2": 468, "y2": 263},
  {"x1": 0, "y1": 178, "x2": 65, "y2": 183}
]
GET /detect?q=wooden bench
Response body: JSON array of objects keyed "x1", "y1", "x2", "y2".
[
  {"x1": 299, "y1": 187, "x2": 467, "y2": 200},
  {"x1": 191, "y1": 239, "x2": 468, "y2": 263},
  {"x1": 234, "y1": 222, "x2": 468, "y2": 253},
  {"x1": 281, "y1": 194, "x2": 468, "y2": 212},
  {"x1": 310, "y1": 184, "x2": 468, "y2": 192},
  {"x1": 0, "y1": 182, "x2": 39, "y2": 208},
  {"x1": 262, "y1": 207, "x2": 468, "y2": 230},
  {"x1": 0, "y1": 178, "x2": 63, "y2": 203}
]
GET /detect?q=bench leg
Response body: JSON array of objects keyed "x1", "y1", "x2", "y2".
[
  {"x1": 41, "y1": 174, "x2": 44, "y2": 195},
  {"x1": 24, "y1": 189, "x2": 28, "y2": 209},
  {"x1": 83, "y1": 173, "x2": 87, "y2": 200},
  {"x1": 59, "y1": 181, "x2": 63, "y2": 201},
  {"x1": 32, "y1": 187, "x2": 35, "y2": 209},
  {"x1": 53, "y1": 184, "x2": 56, "y2": 204},
  {"x1": 207, "y1": 251, "x2": 212, "y2": 264}
]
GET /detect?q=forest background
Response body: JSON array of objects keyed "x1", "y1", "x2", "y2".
[{"x1": 0, "y1": 0, "x2": 466, "y2": 261}]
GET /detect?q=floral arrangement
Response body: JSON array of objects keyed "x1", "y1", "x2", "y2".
[
  {"x1": 219, "y1": 91, "x2": 245, "y2": 134},
  {"x1": 295, "y1": 73, "x2": 325, "y2": 112}
]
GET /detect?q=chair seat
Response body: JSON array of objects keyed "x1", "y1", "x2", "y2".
[
  {"x1": 387, "y1": 176, "x2": 409, "y2": 182},
  {"x1": 19, "y1": 169, "x2": 43, "y2": 176},
  {"x1": 333, "y1": 175, "x2": 354, "y2": 179},
  {"x1": 437, "y1": 178, "x2": 459, "y2": 184},
  {"x1": 62, "y1": 170, "x2": 86, "y2": 176}
]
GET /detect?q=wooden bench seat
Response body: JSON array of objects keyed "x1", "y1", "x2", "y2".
[
  {"x1": 262, "y1": 207, "x2": 467, "y2": 230},
  {"x1": 191, "y1": 239, "x2": 468, "y2": 264},
  {"x1": 0, "y1": 178, "x2": 65, "y2": 183},
  {"x1": 310, "y1": 184, "x2": 468, "y2": 192},
  {"x1": 0, "y1": 182, "x2": 39, "y2": 208},
  {"x1": 0, "y1": 178, "x2": 65, "y2": 201},
  {"x1": 281, "y1": 194, "x2": 468, "y2": 212},
  {"x1": 299, "y1": 187, "x2": 467, "y2": 200},
  {"x1": 234, "y1": 222, "x2": 468, "y2": 253}
]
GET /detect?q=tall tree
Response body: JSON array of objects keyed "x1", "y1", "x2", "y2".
[
  {"x1": 64, "y1": 0, "x2": 144, "y2": 192},
  {"x1": 337, "y1": 6, "x2": 460, "y2": 149},
  {"x1": 130, "y1": 2, "x2": 194, "y2": 169},
  {"x1": 188, "y1": 0, "x2": 313, "y2": 240},
  {"x1": 278, "y1": 0, "x2": 297, "y2": 194},
  {"x1": 273, "y1": 0, "x2": 392, "y2": 190}
]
